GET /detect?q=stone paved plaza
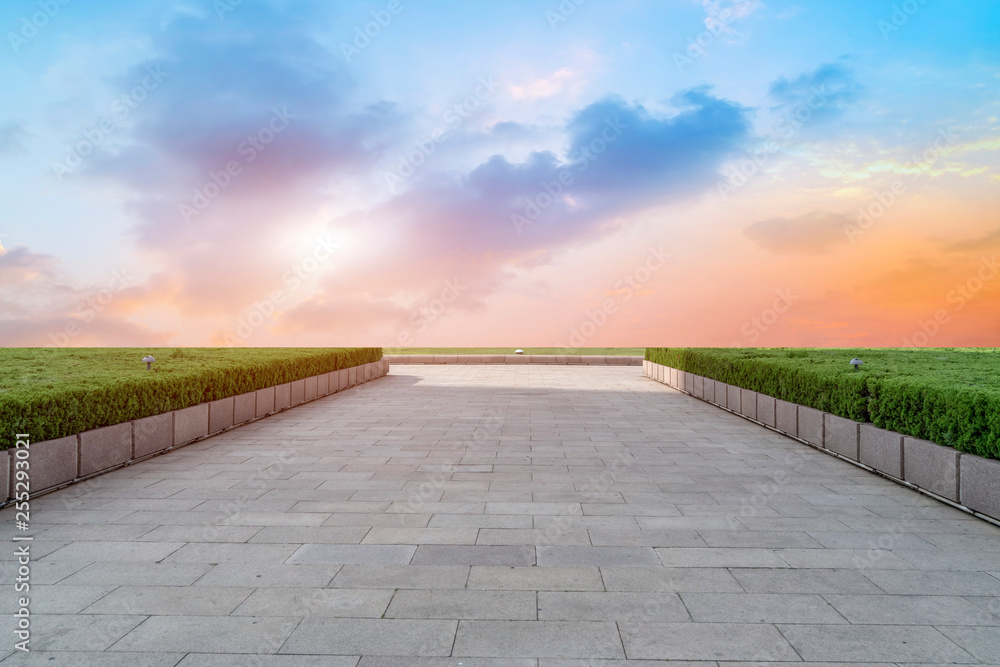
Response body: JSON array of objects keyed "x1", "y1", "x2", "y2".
[{"x1": 3, "y1": 364, "x2": 1000, "y2": 664}]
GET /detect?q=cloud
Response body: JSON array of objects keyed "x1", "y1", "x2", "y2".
[
  {"x1": 276, "y1": 89, "x2": 752, "y2": 336},
  {"x1": 71, "y1": 4, "x2": 403, "y2": 317},
  {"x1": 37, "y1": 2, "x2": 752, "y2": 344},
  {"x1": 947, "y1": 228, "x2": 1000, "y2": 253},
  {"x1": 702, "y1": 0, "x2": 764, "y2": 36},
  {"x1": 769, "y1": 62, "x2": 862, "y2": 123},
  {"x1": 509, "y1": 67, "x2": 586, "y2": 100},
  {"x1": 0, "y1": 122, "x2": 28, "y2": 156},
  {"x1": 0, "y1": 243, "x2": 170, "y2": 346},
  {"x1": 0, "y1": 243, "x2": 57, "y2": 286},
  {"x1": 744, "y1": 210, "x2": 852, "y2": 254}
]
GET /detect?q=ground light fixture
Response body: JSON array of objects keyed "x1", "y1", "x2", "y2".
[
  {"x1": 515, "y1": 349, "x2": 524, "y2": 354},
  {"x1": 143, "y1": 355, "x2": 156, "y2": 370},
  {"x1": 850, "y1": 358, "x2": 863, "y2": 371}
]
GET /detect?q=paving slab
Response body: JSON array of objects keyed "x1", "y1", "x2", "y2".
[
  {"x1": 453, "y1": 620, "x2": 625, "y2": 659},
  {"x1": 280, "y1": 618, "x2": 458, "y2": 656},
  {"x1": 619, "y1": 622, "x2": 798, "y2": 661},
  {"x1": 108, "y1": 615, "x2": 302, "y2": 654},
  {"x1": 3, "y1": 364, "x2": 1000, "y2": 663},
  {"x1": 777, "y1": 624, "x2": 977, "y2": 663},
  {"x1": 385, "y1": 589, "x2": 536, "y2": 620}
]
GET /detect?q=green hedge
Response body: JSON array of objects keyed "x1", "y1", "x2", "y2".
[
  {"x1": 0, "y1": 347, "x2": 382, "y2": 450},
  {"x1": 645, "y1": 347, "x2": 1000, "y2": 460}
]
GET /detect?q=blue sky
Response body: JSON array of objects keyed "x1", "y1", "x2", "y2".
[{"x1": 1, "y1": 0, "x2": 998, "y2": 346}]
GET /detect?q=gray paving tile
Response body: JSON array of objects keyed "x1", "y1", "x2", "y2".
[
  {"x1": 469, "y1": 566, "x2": 604, "y2": 591},
  {"x1": 60, "y1": 562, "x2": 213, "y2": 587},
  {"x1": 428, "y1": 514, "x2": 533, "y2": 529},
  {"x1": 824, "y1": 594, "x2": 1000, "y2": 625},
  {"x1": 587, "y1": 529, "x2": 705, "y2": 547},
  {"x1": 332, "y1": 565, "x2": 470, "y2": 589},
  {"x1": 936, "y1": 626, "x2": 1000, "y2": 663},
  {"x1": 280, "y1": 618, "x2": 457, "y2": 656},
  {"x1": 681, "y1": 593, "x2": 847, "y2": 623},
  {"x1": 601, "y1": 567, "x2": 743, "y2": 593},
  {"x1": 862, "y1": 569, "x2": 1000, "y2": 596},
  {"x1": 193, "y1": 563, "x2": 339, "y2": 587},
  {"x1": 362, "y1": 527, "x2": 479, "y2": 544},
  {"x1": 653, "y1": 547, "x2": 790, "y2": 568},
  {"x1": 359, "y1": 659, "x2": 533, "y2": 667},
  {"x1": 288, "y1": 543, "x2": 416, "y2": 565},
  {"x1": 410, "y1": 545, "x2": 535, "y2": 566},
  {"x1": 248, "y1": 526, "x2": 370, "y2": 544},
  {"x1": 538, "y1": 591, "x2": 688, "y2": 621},
  {"x1": 22, "y1": 615, "x2": 145, "y2": 652},
  {"x1": 109, "y1": 615, "x2": 301, "y2": 654},
  {"x1": 166, "y1": 543, "x2": 300, "y2": 563},
  {"x1": 177, "y1": 656, "x2": 357, "y2": 667},
  {"x1": 778, "y1": 624, "x2": 977, "y2": 663},
  {"x1": 776, "y1": 548, "x2": 915, "y2": 569},
  {"x1": 478, "y1": 528, "x2": 591, "y2": 545},
  {"x1": 40, "y1": 541, "x2": 184, "y2": 562},
  {"x1": 0, "y1": 653, "x2": 184, "y2": 666},
  {"x1": 0, "y1": 585, "x2": 114, "y2": 614},
  {"x1": 233, "y1": 587, "x2": 393, "y2": 617},
  {"x1": 619, "y1": 622, "x2": 798, "y2": 661},
  {"x1": 82, "y1": 586, "x2": 253, "y2": 616},
  {"x1": 536, "y1": 546, "x2": 661, "y2": 567},
  {"x1": 730, "y1": 568, "x2": 884, "y2": 594},
  {"x1": 134, "y1": 525, "x2": 263, "y2": 543},
  {"x1": 385, "y1": 590, "x2": 536, "y2": 620},
  {"x1": 453, "y1": 620, "x2": 625, "y2": 659}
]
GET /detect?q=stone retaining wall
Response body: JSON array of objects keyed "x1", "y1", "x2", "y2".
[
  {"x1": 4, "y1": 359, "x2": 390, "y2": 503},
  {"x1": 644, "y1": 360, "x2": 1000, "y2": 523},
  {"x1": 386, "y1": 354, "x2": 643, "y2": 365}
]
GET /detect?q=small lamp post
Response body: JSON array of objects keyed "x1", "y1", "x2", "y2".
[
  {"x1": 514, "y1": 349, "x2": 524, "y2": 355},
  {"x1": 143, "y1": 355, "x2": 156, "y2": 371},
  {"x1": 850, "y1": 358, "x2": 863, "y2": 371}
]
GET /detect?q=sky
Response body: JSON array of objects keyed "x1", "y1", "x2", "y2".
[{"x1": 0, "y1": 0, "x2": 998, "y2": 348}]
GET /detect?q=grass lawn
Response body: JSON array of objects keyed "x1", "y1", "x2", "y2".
[
  {"x1": 384, "y1": 347, "x2": 645, "y2": 356},
  {"x1": 0, "y1": 347, "x2": 380, "y2": 448}
]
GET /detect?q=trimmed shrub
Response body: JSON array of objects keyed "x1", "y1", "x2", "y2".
[
  {"x1": 645, "y1": 347, "x2": 999, "y2": 460},
  {"x1": 0, "y1": 347, "x2": 382, "y2": 449}
]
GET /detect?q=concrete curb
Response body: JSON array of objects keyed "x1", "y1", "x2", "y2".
[
  {"x1": 644, "y1": 360, "x2": 1000, "y2": 524},
  {"x1": 4, "y1": 360, "x2": 388, "y2": 504},
  {"x1": 386, "y1": 355, "x2": 643, "y2": 366}
]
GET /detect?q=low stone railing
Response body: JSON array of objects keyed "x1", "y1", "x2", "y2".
[
  {"x1": 3, "y1": 359, "x2": 389, "y2": 504},
  {"x1": 644, "y1": 360, "x2": 1000, "y2": 524},
  {"x1": 385, "y1": 354, "x2": 643, "y2": 365}
]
